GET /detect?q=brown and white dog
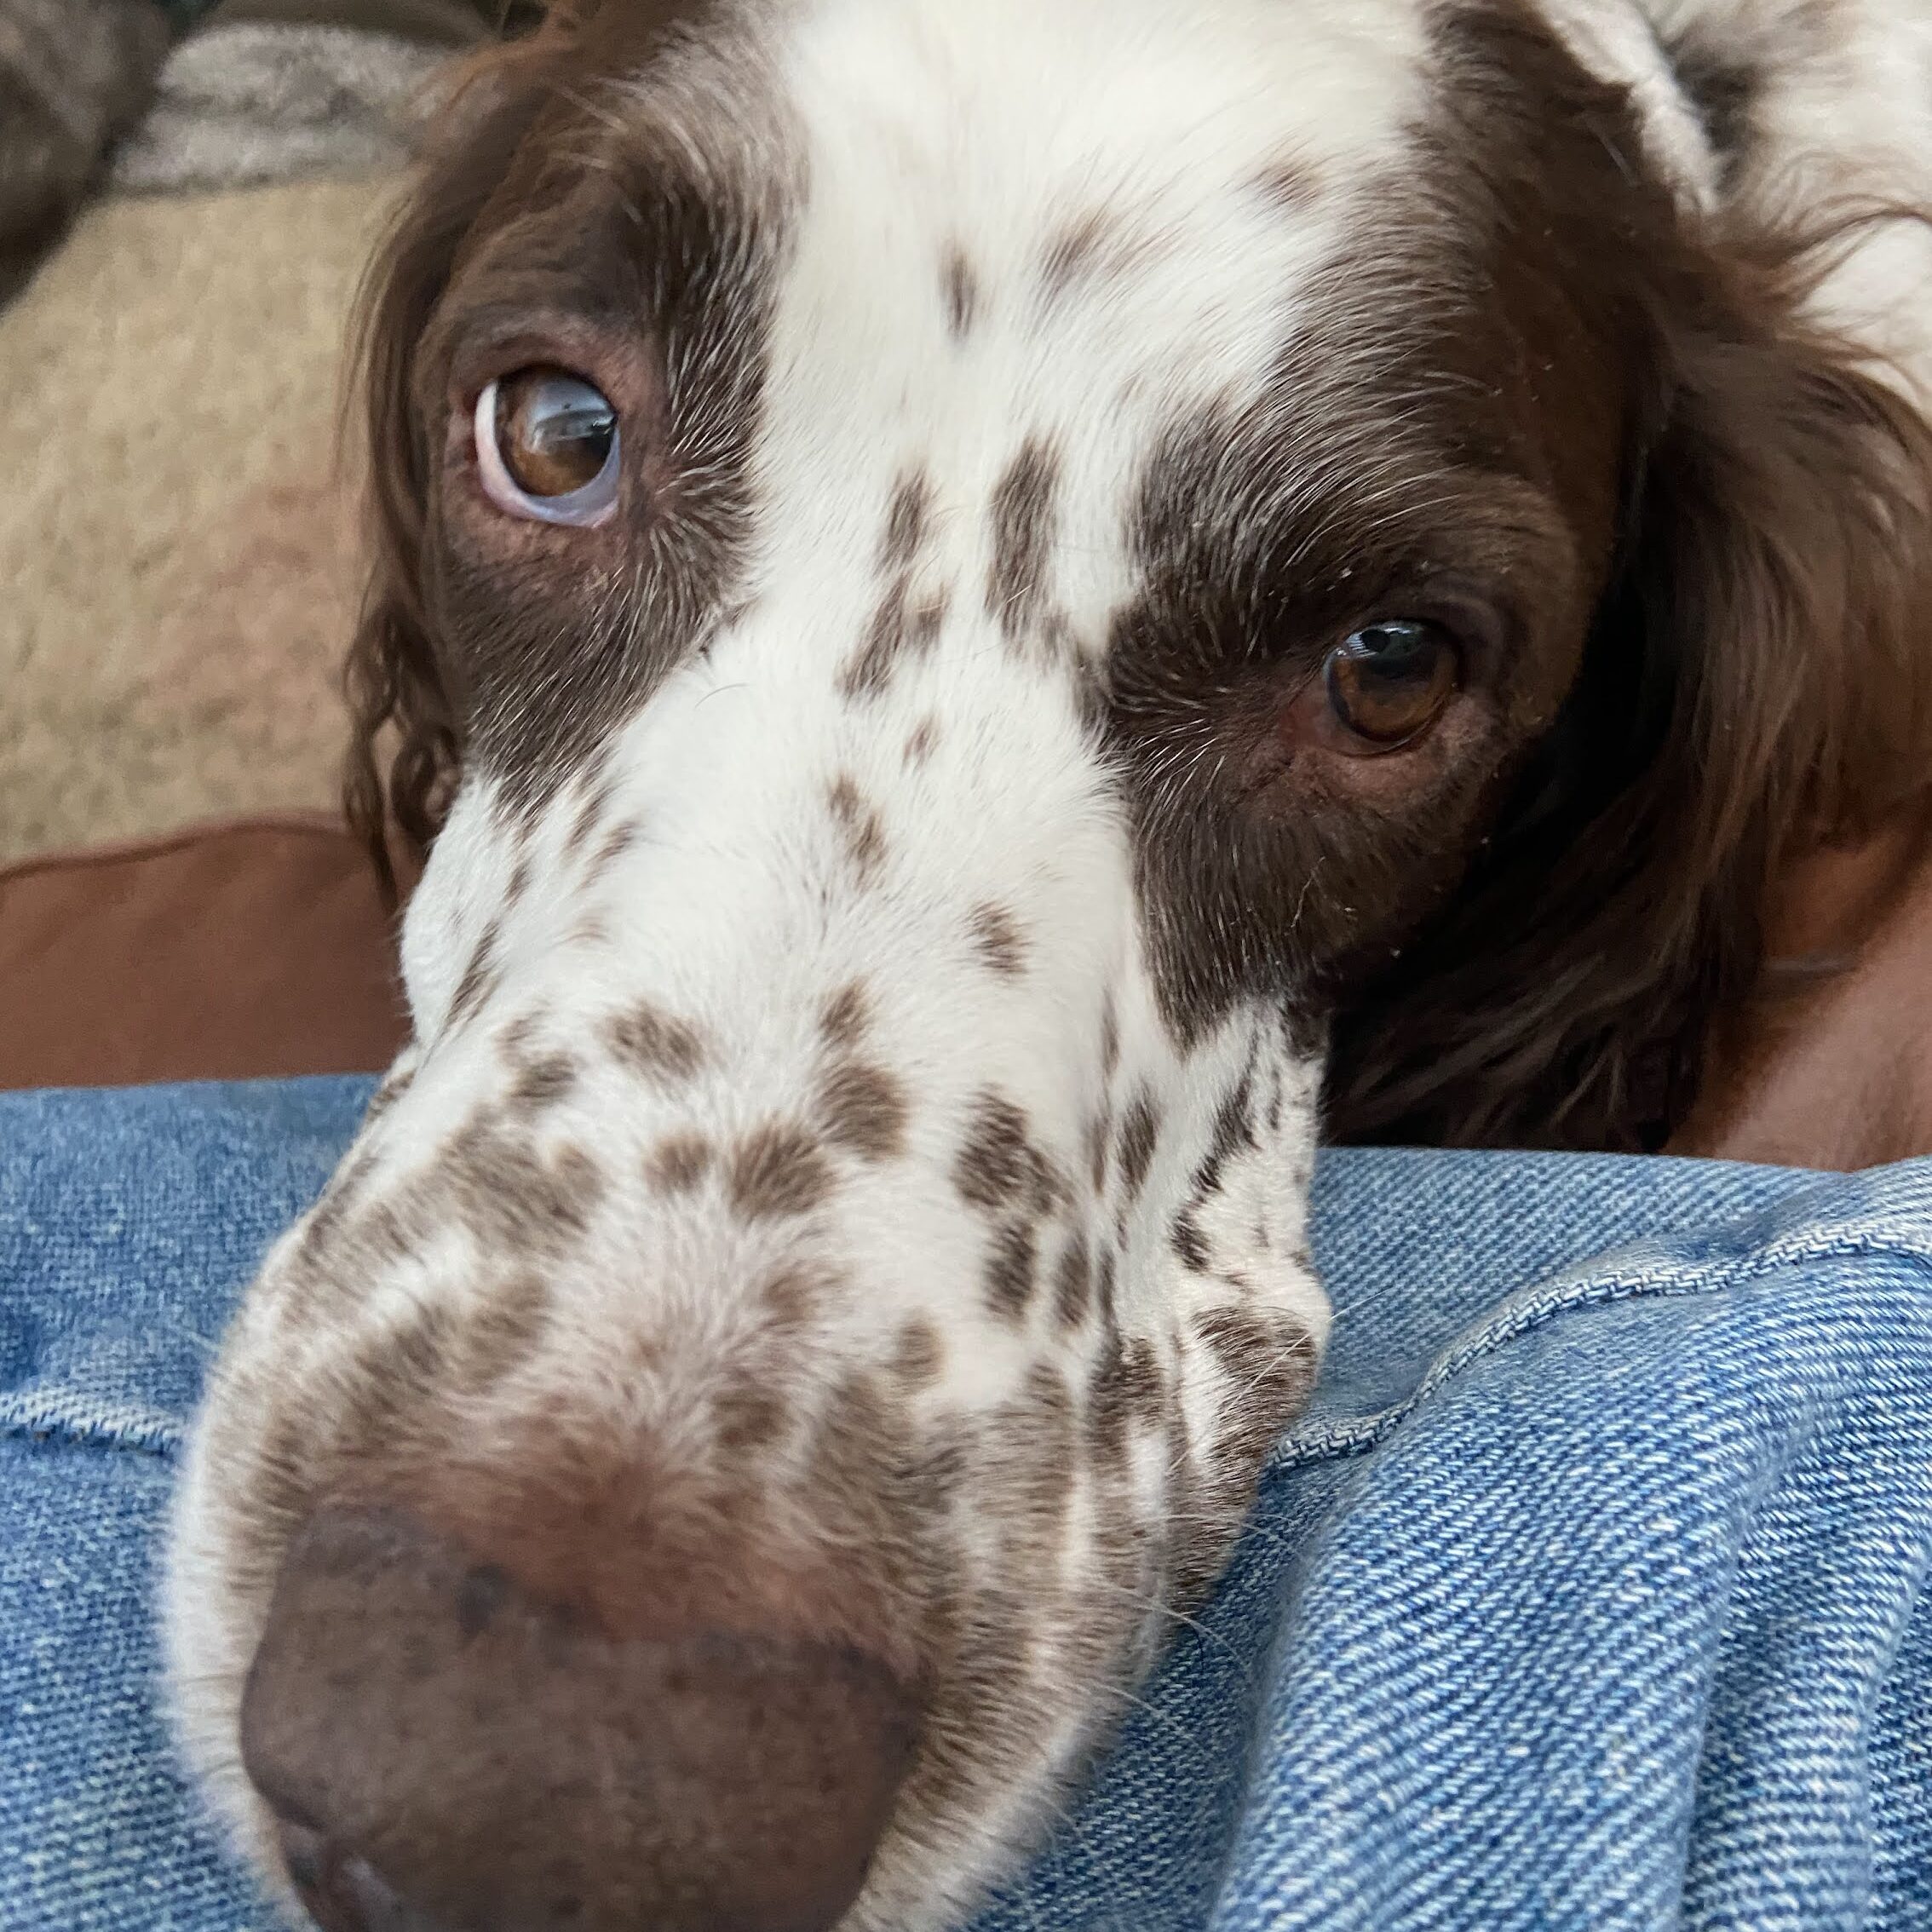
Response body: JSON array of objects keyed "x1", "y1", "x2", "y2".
[{"x1": 165, "y1": 3, "x2": 1932, "y2": 1929}]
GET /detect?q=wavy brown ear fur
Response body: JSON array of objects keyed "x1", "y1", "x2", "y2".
[{"x1": 1325, "y1": 207, "x2": 1932, "y2": 1152}]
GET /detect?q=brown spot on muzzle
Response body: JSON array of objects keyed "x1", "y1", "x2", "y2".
[
  {"x1": 969, "y1": 901, "x2": 1028, "y2": 975},
  {"x1": 881, "y1": 471, "x2": 931, "y2": 569},
  {"x1": 647, "y1": 1131, "x2": 714, "y2": 1194},
  {"x1": 986, "y1": 439, "x2": 1061, "y2": 647},
  {"x1": 241, "y1": 1509, "x2": 919, "y2": 1932},
  {"x1": 605, "y1": 1000, "x2": 709, "y2": 1082},
  {"x1": 940, "y1": 244, "x2": 980, "y2": 337},
  {"x1": 729, "y1": 1121, "x2": 835, "y2": 1219},
  {"x1": 819, "y1": 979, "x2": 872, "y2": 1049},
  {"x1": 817, "y1": 1059, "x2": 910, "y2": 1162},
  {"x1": 952, "y1": 1091, "x2": 1064, "y2": 1216},
  {"x1": 827, "y1": 774, "x2": 889, "y2": 883}
]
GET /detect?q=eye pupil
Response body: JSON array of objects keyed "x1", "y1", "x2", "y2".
[
  {"x1": 1325, "y1": 618, "x2": 1458, "y2": 747},
  {"x1": 492, "y1": 367, "x2": 618, "y2": 501}
]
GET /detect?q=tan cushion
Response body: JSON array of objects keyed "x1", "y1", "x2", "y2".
[{"x1": 0, "y1": 814, "x2": 410, "y2": 1089}]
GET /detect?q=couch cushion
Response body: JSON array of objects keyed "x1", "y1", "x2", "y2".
[{"x1": 0, "y1": 814, "x2": 409, "y2": 1089}]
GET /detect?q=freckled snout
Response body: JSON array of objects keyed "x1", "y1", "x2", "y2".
[{"x1": 239, "y1": 1509, "x2": 919, "y2": 1932}]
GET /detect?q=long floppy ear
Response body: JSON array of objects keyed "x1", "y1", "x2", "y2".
[
  {"x1": 342, "y1": 9, "x2": 591, "y2": 895},
  {"x1": 1325, "y1": 208, "x2": 1932, "y2": 1151}
]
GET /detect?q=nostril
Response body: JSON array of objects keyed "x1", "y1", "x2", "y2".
[
  {"x1": 241, "y1": 1508, "x2": 919, "y2": 1932},
  {"x1": 273, "y1": 1819, "x2": 435, "y2": 1932}
]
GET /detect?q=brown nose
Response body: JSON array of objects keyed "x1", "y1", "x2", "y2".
[{"x1": 239, "y1": 1509, "x2": 918, "y2": 1932}]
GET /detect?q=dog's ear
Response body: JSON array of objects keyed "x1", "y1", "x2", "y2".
[{"x1": 1326, "y1": 210, "x2": 1932, "y2": 1151}]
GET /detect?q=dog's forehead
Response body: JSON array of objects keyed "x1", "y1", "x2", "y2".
[{"x1": 611, "y1": 0, "x2": 1441, "y2": 651}]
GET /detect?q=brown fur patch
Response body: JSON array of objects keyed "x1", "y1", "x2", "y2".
[
  {"x1": 941, "y1": 244, "x2": 980, "y2": 337},
  {"x1": 904, "y1": 716, "x2": 940, "y2": 768},
  {"x1": 842, "y1": 578, "x2": 948, "y2": 699},
  {"x1": 447, "y1": 923, "x2": 502, "y2": 1028},
  {"x1": 1052, "y1": 1232, "x2": 1092, "y2": 1331},
  {"x1": 714, "y1": 1380, "x2": 788, "y2": 1453},
  {"x1": 591, "y1": 819, "x2": 641, "y2": 875},
  {"x1": 952, "y1": 1091, "x2": 1063, "y2": 1216},
  {"x1": 762, "y1": 1263, "x2": 825, "y2": 1337},
  {"x1": 817, "y1": 1059, "x2": 910, "y2": 1162},
  {"x1": 1252, "y1": 153, "x2": 1320, "y2": 212},
  {"x1": 983, "y1": 1221, "x2": 1038, "y2": 1321},
  {"x1": 1084, "y1": 1107, "x2": 1113, "y2": 1193},
  {"x1": 361, "y1": 1065, "x2": 416, "y2": 1127},
  {"x1": 1115, "y1": 1090, "x2": 1160, "y2": 1201},
  {"x1": 509, "y1": 1049, "x2": 579, "y2": 1108},
  {"x1": 727, "y1": 1122, "x2": 835, "y2": 1220},
  {"x1": 893, "y1": 1317, "x2": 944, "y2": 1389},
  {"x1": 969, "y1": 902, "x2": 1027, "y2": 975},
  {"x1": 451, "y1": 1272, "x2": 555, "y2": 1391},
  {"x1": 827, "y1": 774, "x2": 888, "y2": 883},
  {"x1": 606, "y1": 1000, "x2": 708, "y2": 1083},
  {"x1": 819, "y1": 980, "x2": 872, "y2": 1050},
  {"x1": 882, "y1": 471, "x2": 931, "y2": 569},
  {"x1": 986, "y1": 440, "x2": 1059, "y2": 647},
  {"x1": 1039, "y1": 208, "x2": 1163, "y2": 299},
  {"x1": 647, "y1": 1131, "x2": 713, "y2": 1194}
]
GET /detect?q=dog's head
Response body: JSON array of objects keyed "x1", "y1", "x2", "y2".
[{"x1": 166, "y1": 3, "x2": 1932, "y2": 1929}]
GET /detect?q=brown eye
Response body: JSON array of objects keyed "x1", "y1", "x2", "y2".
[
  {"x1": 1324, "y1": 619, "x2": 1459, "y2": 749},
  {"x1": 474, "y1": 366, "x2": 619, "y2": 525}
]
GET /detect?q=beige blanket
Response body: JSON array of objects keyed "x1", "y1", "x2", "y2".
[{"x1": 0, "y1": 177, "x2": 384, "y2": 862}]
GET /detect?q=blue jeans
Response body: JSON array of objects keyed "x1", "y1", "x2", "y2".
[{"x1": 4, "y1": 1078, "x2": 1931, "y2": 1929}]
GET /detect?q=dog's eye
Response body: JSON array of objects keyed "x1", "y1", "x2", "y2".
[
  {"x1": 474, "y1": 367, "x2": 619, "y2": 526},
  {"x1": 1324, "y1": 619, "x2": 1459, "y2": 749}
]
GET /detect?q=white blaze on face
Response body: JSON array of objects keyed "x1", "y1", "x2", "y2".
[{"x1": 756, "y1": 0, "x2": 1430, "y2": 653}]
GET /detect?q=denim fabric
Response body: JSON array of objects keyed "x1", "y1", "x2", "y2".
[{"x1": 3, "y1": 1079, "x2": 1930, "y2": 1930}]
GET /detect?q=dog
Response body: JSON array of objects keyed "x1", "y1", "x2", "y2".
[{"x1": 164, "y1": 3, "x2": 1932, "y2": 1929}]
